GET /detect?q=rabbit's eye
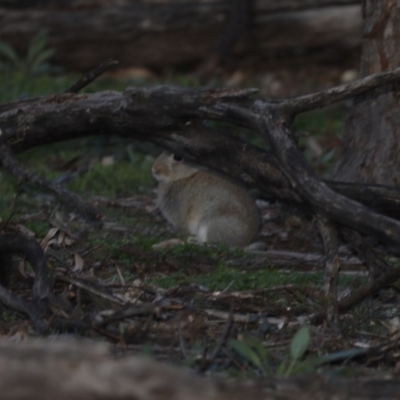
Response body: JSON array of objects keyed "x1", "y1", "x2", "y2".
[{"x1": 173, "y1": 155, "x2": 183, "y2": 162}]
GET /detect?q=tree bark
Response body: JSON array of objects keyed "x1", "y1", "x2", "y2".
[
  {"x1": 0, "y1": 0, "x2": 361, "y2": 72},
  {"x1": 332, "y1": 0, "x2": 400, "y2": 184}
]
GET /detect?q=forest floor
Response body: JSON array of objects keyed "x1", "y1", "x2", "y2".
[{"x1": 2, "y1": 62, "x2": 400, "y2": 379}]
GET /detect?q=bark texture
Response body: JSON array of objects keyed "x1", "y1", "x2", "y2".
[
  {"x1": 0, "y1": 0, "x2": 361, "y2": 71},
  {"x1": 333, "y1": 0, "x2": 400, "y2": 184},
  {"x1": 1, "y1": 338, "x2": 400, "y2": 400}
]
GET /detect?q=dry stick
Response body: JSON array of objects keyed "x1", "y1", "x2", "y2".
[
  {"x1": 0, "y1": 187, "x2": 19, "y2": 232},
  {"x1": 282, "y1": 65, "x2": 400, "y2": 114},
  {"x1": 309, "y1": 266, "x2": 400, "y2": 324},
  {"x1": 198, "y1": 306, "x2": 234, "y2": 373},
  {"x1": 56, "y1": 274, "x2": 128, "y2": 306},
  {"x1": 92, "y1": 303, "x2": 159, "y2": 328},
  {"x1": 0, "y1": 233, "x2": 54, "y2": 332},
  {"x1": 316, "y1": 215, "x2": 340, "y2": 329},
  {"x1": 65, "y1": 58, "x2": 119, "y2": 94},
  {"x1": 178, "y1": 324, "x2": 188, "y2": 357},
  {"x1": 340, "y1": 228, "x2": 392, "y2": 278},
  {"x1": 327, "y1": 181, "x2": 400, "y2": 220},
  {"x1": 0, "y1": 143, "x2": 101, "y2": 222}
]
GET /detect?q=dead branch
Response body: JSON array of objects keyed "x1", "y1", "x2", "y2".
[
  {"x1": 0, "y1": 143, "x2": 101, "y2": 222},
  {"x1": 2, "y1": 70, "x2": 400, "y2": 238},
  {"x1": 65, "y1": 58, "x2": 119, "y2": 94},
  {"x1": 92, "y1": 303, "x2": 159, "y2": 328},
  {"x1": 0, "y1": 233, "x2": 54, "y2": 331},
  {"x1": 56, "y1": 274, "x2": 128, "y2": 306},
  {"x1": 2, "y1": 66, "x2": 400, "y2": 323},
  {"x1": 1, "y1": 338, "x2": 400, "y2": 400}
]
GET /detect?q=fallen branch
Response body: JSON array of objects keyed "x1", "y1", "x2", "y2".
[
  {"x1": 0, "y1": 143, "x2": 101, "y2": 222},
  {"x1": 1, "y1": 338, "x2": 400, "y2": 400},
  {"x1": 0, "y1": 233, "x2": 54, "y2": 332},
  {"x1": 2, "y1": 65, "x2": 400, "y2": 323}
]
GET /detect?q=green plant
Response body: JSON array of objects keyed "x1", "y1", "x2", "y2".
[
  {"x1": 278, "y1": 325, "x2": 311, "y2": 376},
  {"x1": 0, "y1": 31, "x2": 55, "y2": 75},
  {"x1": 230, "y1": 325, "x2": 312, "y2": 376},
  {"x1": 230, "y1": 336, "x2": 271, "y2": 375}
]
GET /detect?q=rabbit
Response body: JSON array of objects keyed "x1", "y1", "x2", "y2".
[{"x1": 152, "y1": 152, "x2": 260, "y2": 247}]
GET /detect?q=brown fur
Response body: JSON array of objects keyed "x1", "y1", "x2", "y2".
[{"x1": 152, "y1": 153, "x2": 260, "y2": 247}]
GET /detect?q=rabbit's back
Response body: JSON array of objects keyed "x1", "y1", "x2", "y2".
[{"x1": 153, "y1": 153, "x2": 260, "y2": 247}]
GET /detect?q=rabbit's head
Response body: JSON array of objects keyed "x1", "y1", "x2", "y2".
[{"x1": 152, "y1": 152, "x2": 198, "y2": 182}]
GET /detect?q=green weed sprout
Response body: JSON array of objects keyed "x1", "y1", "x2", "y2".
[{"x1": 0, "y1": 31, "x2": 55, "y2": 75}]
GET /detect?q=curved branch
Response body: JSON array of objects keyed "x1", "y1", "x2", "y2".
[
  {"x1": 0, "y1": 143, "x2": 102, "y2": 222},
  {"x1": 0, "y1": 234, "x2": 54, "y2": 332},
  {"x1": 2, "y1": 73, "x2": 400, "y2": 248},
  {"x1": 281, "y1": 65, "x2": 400, "y2": 115},
  {"x1": 203, "y1": 101, "x2": 400, "y2": 244}
]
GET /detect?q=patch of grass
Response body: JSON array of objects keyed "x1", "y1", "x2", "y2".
[
  {"x1": 13, "y1": 140, "x2": 155, "y2": 198},
  {"x1": 0, "y1": 71, "x2": 75, "y2": 102},
  {"x1": 293, "y1": 107, "x2": 346, "y2": 176},
  {"x1": 294, "y1": 108, "x2": 345, "y2": 137},
  {"x1": 0, "y1": 66, "x2": 147, "y2": 103},
  {"x1": 152, "y1": 263, "x2": 323, "y2": 291},
  {"x1": 0, "y1": 174, "x2": 19, "y2": 218},
  {"x1": 159, "y1": 242, "x2": 243, "y2": 259},
  {"x1": 23, "y1": 220, "x2": 51, "y2": 237},
  {"x1": 0, "y1": 309, "x2": 20, "y2": 323},
  {"x1": 151, "y1": 242, "x2": 367, "y2": 291},
  {"x1": 127, "y1": 235, "x2": 160, "y2": 251},
  {"x1": 66, "y1": 156, "x2": 154, "y2": 197}
]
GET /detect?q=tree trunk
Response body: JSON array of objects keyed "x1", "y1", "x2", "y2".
[
  {"x1": 332, "y1": 0, "x2": 400, "y2": 185},
  {"x1": 0, "y1": 0, "x2": 361, "y2": 72}
]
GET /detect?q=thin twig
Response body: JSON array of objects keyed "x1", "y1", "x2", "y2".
[
  {"x1": 65, "y1": 58, "x2": 119, "y2": 94},
  {"x1": 316, "y1": 214, "x2": 340, "y2": 330},
  {"x1": 0, "y1": 143, "x2": 101, "y2": 222},
  {"x1": 92, "y1": 303, "x2": 159, "y2": 327},
  {"x1": 0, "y1": 187, "x2": 19, "y2": 232},
  {"x1": 204, "y1": 309, "x2": 257, "y2": 323},
  {"x1": 56, "y1": 274, "x2": 127, "y2": 306},
  {"x1": 198, "y1": 305, "x2": 234, "y2": 373}
]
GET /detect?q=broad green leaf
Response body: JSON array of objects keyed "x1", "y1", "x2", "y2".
[
  {"x1": 230, "y1": 339, "x2": 263, "y2": 369},
  {"x1": 241, "y1": 337, "x2": 269, "y2": 369},
  {"x1": 313, "y1": 347, "x2": 368, "y2": 367},
  {"x1": 290, "y1": 326, "x2": 310, "y2": 361}
]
